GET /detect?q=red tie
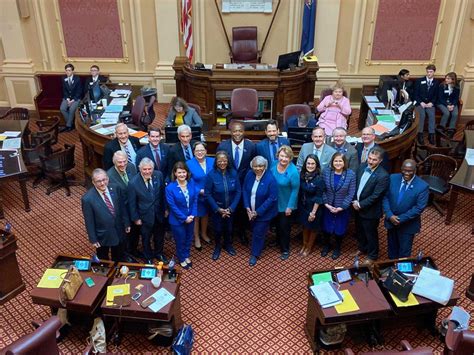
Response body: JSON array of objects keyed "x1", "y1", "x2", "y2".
[{"x1": 103, "y1": 192, "x2": 115, "y2": 216}]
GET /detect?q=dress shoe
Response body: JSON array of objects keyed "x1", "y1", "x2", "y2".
[
  {"x1": 180, "y1": 261, "x2": 190, "y2": 270},
  {"x1": 331, "y1": 249, "x2": 341, "y2": 260},
  {"x1": 224, "y1": 246, "x2": 236, "y2": 256},
  {"x1": 146, "y1": 259, "x2": 154, "y2": 265},
  {"x1": 185, "y1": 258, "x2": 192, "y2": 267},
  {"x1": 428, "y1": 133, "x2": 435, "y2": 145},
  {"x1": 194, "y1": 244, "x2": 202, "y2": 251},
  {"x1": 417, "y1": 133, "x2": 424, "y2": 145},
  {"x1": 249, "y1": 255, "x2": 257, "y2": 266},
  {"x1": 212, "y1": 248, "x2": 221, "y2": 261},
  {"x1": 280, "y1": 252, "x2": 290, "y2": 260},
  {"x1": 155, "y1": 254, "x2": 168, "y2": 264},
  {"x1": 321, "y1": 246, "x2": 330, "y2": 257}
]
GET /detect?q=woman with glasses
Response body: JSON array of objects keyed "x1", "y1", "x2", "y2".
[{"x1": 165, "y1": 96, "x2": 203, "y2": 127}]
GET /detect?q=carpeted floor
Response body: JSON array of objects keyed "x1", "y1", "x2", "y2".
[{"x1": 0, "y1": 105, "x2": 472, "y2": 354}]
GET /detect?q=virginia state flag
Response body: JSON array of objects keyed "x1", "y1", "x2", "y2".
[{"x1": 300, "y1": 0, "x2": 317, "y2": 54}]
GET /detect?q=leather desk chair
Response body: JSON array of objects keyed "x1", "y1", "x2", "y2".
[
  {"x1": 0, "y1": 316, "x2": 61, "y2": 355},
  {"x1": 444, "y1": 320, "x2": 474, "y2": 355},
  {"x1": 283, "y1": 104, "x2": 312, "y2": 126},
  {"x1": 121, "y1": 95, "x2": 148, "y2": 131},
  {"x1": 224, "y1": 88, "x2": 261, "y2": 125},
  {"x1": 345, "y1": 340, "x2": 433, "y2": 354},
  {"x1": 230, "y1": 26, "x2": 261, "y2": 63}
]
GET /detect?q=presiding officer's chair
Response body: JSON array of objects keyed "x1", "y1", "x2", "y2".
[
  {"x1": 224, "y1": 88, "x2": 261, "y2": 124},
  {"x1": 345, "y1": 340, "x2": 433, "y2": 354},
  {"x1": 230, "y1": 26, "x2": 261, "y2": 63},
  {"x1": 0, "y1": 316, "x2": 62, "y2": 355}
]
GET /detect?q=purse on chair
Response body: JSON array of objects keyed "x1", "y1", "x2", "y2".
[
  {"x1": 383, "y1": 268, "x2": 414, "y2": 302},
  {"x1": 59, "y1": 265, "x2": 83, "y2": 306}
]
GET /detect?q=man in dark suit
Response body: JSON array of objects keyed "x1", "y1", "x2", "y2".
[
  {"x1": 217, "y1": 120, "x2": 256, "y2": 244},
  {"x1": 135, "y1": 127, "x2": 170, "y2": 180},
  {"x1": 256, "y1": 120, "x2": 290, "y2": 164},
  {"x1": 283, "y1": 113, "x2": 317, "y2": 132},
  {"x1": 103, "y1": 123, "x2": 141, "y2": 170},
  {"x1": 81, "y1": 168, "x2": 130, "y2": 261},
  {"x1": 414, "y1": 64, "x2": 438, "y2": 145},
  {"x1": 168, "y1": 124, "x2": 197, "y2": 174},
  {"x1": 356, "y1": 127, "x2": 389, "y2": 170},
  {"x1": 60, "y1": 63, "x2": 83, "y2": 132},
  {"x1": 352, "y1": 147, "x2": 389, "y2": 263},
  {"x1": 128, "y1": 157, "x2": 167, "y2": 264},
  {"x1": 331, "y1": 127, "x2": 359, "y2": 172},
  {"x1": 83, "y1": 64, "x2": 108, "y2": 103},
  {"x1": 107, "y1": 151, "x2": 138, "y2": 259},
  {"x1": 383, "y1": 159, "x2": 429, "y2": 259}
]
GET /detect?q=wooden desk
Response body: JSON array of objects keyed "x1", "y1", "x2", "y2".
[
  {"x1": 0, "y1": 120, "x2": 31, "y2": 219},
  {"x1": 0, "y1": 231, "x2": 25, "y2": 304},
  {"x1": 173, "y1": 56, "x2": 319, "y2": 128},
  {"x1": 445, "y1": 130, "x2": 474, "y2": 225},
  {"x1": 30, "y1": 255, "x2": 115, "y2": 315}
]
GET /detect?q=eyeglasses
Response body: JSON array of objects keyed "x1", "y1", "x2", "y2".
[{"x1": 194, "y1": 149, "x2": 206, "y2": 153}]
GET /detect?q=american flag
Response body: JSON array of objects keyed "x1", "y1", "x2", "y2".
[{"x1": 181, "y1": 0, "x2": 193, "y2": 61}]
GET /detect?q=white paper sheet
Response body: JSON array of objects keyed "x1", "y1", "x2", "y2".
[
  {"x1": 465, "y1": 148, "x2": 474, "y2": 166},
  {"x1": 148, "y1": 287, "x2": 175, "y2": 312},
  {"x1": 0, "y1": 131, "x2": 21, "y2": 137},
  {"x1": 1, "y1": 138, "x2": 21, "y2": 149},
  {"x1": 412, "y1": 267, "x2": 454, "y2": 305}
]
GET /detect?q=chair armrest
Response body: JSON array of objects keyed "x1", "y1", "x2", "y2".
[
  {"x1": 400, "y1": 340, "x2": 413, "y2": 350},
  {"x1": 445, "y1": 320, "x2": 460, "y2": 351},
  {"x1": 343, "y1": 349, "x2": 355, "y2": 355}
]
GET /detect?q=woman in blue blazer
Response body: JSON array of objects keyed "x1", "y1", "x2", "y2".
[
  {"x1": 243, "y1": 156, "x2": 278, "y2": 266},
  {"x1": 187, "y1": 142, "x2": 215, "y2": 250},
  {"x1": 321, "y1": 153, "x2": 356, "y2": 259},
  {"x1": 437, "y1": 72, "x2": 460, "y2": 133},
  {"x1": 165, "y1": 96, "x2": 203, "y2": 127},
  {"x1": 165, "y1": 162, "x2": 199, "y2": 269},
  {"x1": 205, "y1": 151, "x2": 241, "y2": 260}
]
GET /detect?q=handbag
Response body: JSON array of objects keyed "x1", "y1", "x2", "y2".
[
  {"x1": 88, "y1": 317, "x2": 107, "y2": 354},
  {"x1": 383, "y1": 268, "x2": 414, "y2": 302},
  {"x1": 59, "y1": 265, "x2": 83, "y2": 306},
  {"x1": 172, "y1": 324, "x2": 194, "y2": 355}
]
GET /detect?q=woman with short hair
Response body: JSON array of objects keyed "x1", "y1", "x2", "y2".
[
  {"x1": 317, "y1": 82, "x2": 351, "y2": 136},
  {"x1": 165, "y1": 96, "x2": 203, "y2": 127}
]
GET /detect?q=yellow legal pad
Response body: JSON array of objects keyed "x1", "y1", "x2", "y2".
[
  {"x1": 389, "y1": 292, "x2": 419, "y2": 307},
  {"x1": 106, "y1": 284, "x2": 130, "y2": 306},
  {"x1": 37, "y1": 269, "x2": 64, "y2": 288},
  {"x1": 0, "y1": 135, "x2": 7, "y2": 141},
  {"x1": 335, "y1": 290, "x2": 360, "y2": 314}
]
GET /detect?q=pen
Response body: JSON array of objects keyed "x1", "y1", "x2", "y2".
[{"x1": 365, "y1": 272, "x2": 369, "y2": 287}]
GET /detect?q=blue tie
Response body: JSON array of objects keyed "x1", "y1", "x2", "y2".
[
  {"x1": 184, "y1": 146, "x2": 191, "y2": 161},
  {"x1": 397, "y1": 181, "x2": 408, "y2": 205},
  {"x1": 271, "y1": 141, "x2": 277, "y2": 161},
  {"x1": 365, "y1": 167, "x2": 372, "y2": 174},
  {"x1": 234, "y1": 146, "x2": 240, "y2": 169}
]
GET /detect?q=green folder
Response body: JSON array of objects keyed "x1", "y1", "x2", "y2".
[
  {"x1": 376, "y1": 115, "x2": 397, "y2": 122},
  {"x1": 312, "y1": 272, "x2": 333, "y2": 285}
]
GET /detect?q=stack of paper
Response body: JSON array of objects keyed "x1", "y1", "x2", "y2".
[
  {"x1": 335, "y1": 290, "x2": 360, "y2": 314},
  {"x1": 105, "y1": 105, "x2": 123, "y2": 113},
  {"x1": 110, "y1": 98, "x2": 128, "y2": 106},
  {"x1": 364, "y1": 96, "x2": 380, "y2": 102},
  {"x1": 310, "y1": 282, "x2": 343, "y2": 308},
  {"x1": 412, "y1": 267, "x2": 454, "y2": 305},
  {"x1": 312, "y1": 272, "x2": 333, "y2": 285},
  {"x1": 106, "y1": 284, "x2": 130, "y2": 306}
]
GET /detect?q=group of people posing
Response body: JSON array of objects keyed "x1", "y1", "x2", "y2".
[{"x1": 82, "y1": 116, "x2": 430, "y2": 269}]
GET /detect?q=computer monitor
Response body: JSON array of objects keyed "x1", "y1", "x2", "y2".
[
  {"x1": 287, "y1": 127, "x2": 313, "y2": 145},
  {"x1": 377, "y1": 75, "x2": 398, "y2": 103},
  {"x1": 164, "y1": 126, "x2": 202, "y2": 144},
  {"x1": 277, "y1": 51, "x2": 301, "y2": 71}
]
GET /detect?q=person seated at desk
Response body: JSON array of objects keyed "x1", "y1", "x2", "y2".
[
  {"x1": 330, "y1": 127, "x2": 358, "y2": 172},
  {"x1": 437, "y1": 72, "x2": 460, "y2": 136},
  {"x1": 60, "y1": 63, "x2": 83, "y2": 133},
  {"x1": 256, "y1": 120, "x2": 290, "y2": 164},
  {"x1": 135, "y1": 127, "x2": 170, "y2": 179},
  {"x1": 316, "y1": 82, "x2": 351, "y2": 136},
  {"x1": 283, "y1": 113, "x2": 317, "y2": 132},
  {"x1": 395, "y1": 69, "x2": 414, "y2": 105},
  {"x1": 103, "y1": 123, "x2": 141, "y2": 171},
  {"x1": 165, "y1": 96, "x2": 203, "y2": 127},
  {"x1": 414, "y1": 64, "x2": 438, "y2": 145},
  {"x1": 84, "y1": 65, "x2": 108, "y2": 103},
  {"x1": 82, "y1": 168, "x2": 130, "y2": 261}
]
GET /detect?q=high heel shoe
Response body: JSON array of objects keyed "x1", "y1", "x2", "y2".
[
  {"x1": 194, "y1": 243, "x2": 202, "y2": 251},
  {"x1": 202, "y1": 236, "x2": 211, "y2": 244}
]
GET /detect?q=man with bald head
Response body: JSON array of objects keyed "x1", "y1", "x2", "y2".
[
  {"x1": 356, "y1": 126, "x2": 389, "y2": 170},
  {"x1": 382, "y1": 159, "x2": 429, "y2": 259},
  {"x1": 103, "y1": 123, "x2": 141, "y2": 170}
]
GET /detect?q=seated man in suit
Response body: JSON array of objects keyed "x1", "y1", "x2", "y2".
[
  {"x1": 103, "y1": 123, "x2": 141, "y2": 170},
  {"x1": 217, "y1": 120, "x2": 256, "y2": 244},
  {"x1": 383, "y1": 159, "x2": 429, "y2": 259},
  {"x1": 81, "y1": 168, "x2": 130, "y2": 261},
  {"x1": 296, "y1": 126, "x2": 336, "y2": 172},
  {"x1": 352, "y1": 147, "x2": 389, "y2": 263},
  {"x1": 60, "y1": 63, "x2": 83, "y2": 132},
  {"x1": 107, "y1": 151, "x2": 138, "y2": 259},
  {"x1": 136, "y1": 127, "x2": 170, "y2": 180},
  {"x1": 356, "y1": 127, "x2": 389, "y2": 170},
  {"x1": 168, "y1": 124, "x2": 197, "y2": 173},
  {"x1": 414, "y1": 64, "x2": 438, "y2": 145},
  {"x1": 283, "y1": 113, "x2": 317, "y2": 132},
  {"x1": 128, "y1": 157, "x2": 167, "y2": 264},
  {"x1": 256, "y1": 120, "x2": 290, "y2": 164},
  {"x1": 84, "y1": 64, "x2": 108, "y2": 103},
  {"x1": 330, "y1": 127, "x2": 358, "y2": 172}
]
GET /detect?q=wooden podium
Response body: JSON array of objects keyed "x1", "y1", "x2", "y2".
[{"x1": 0, "y1": 231, "x2": 25, "y2": 304}]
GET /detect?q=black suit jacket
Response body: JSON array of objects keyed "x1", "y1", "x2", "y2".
[
  {"x1": 81, "y1": 184, "x2": 129, "y2": 246},
  {"x1": 356, "y1": 143, "x2": 390, "y2": 171},
  {"x1": 127, "y1": 171, "x2": 165, "y2": 225},
  {"x1": 62, "y1": 75, "x2": 83, "y2": 101},
  {"x1": 135, "y1": 143, "x2": 171, "y2": 179},
  {"x1": 217, "y1": 139, "x2": 256, "y2": 183},
  {"x1": 83, "y1": 75, "x2": 108, "y2": 101},
  {"x1": 414, "y1": 77, "x2": 439, "y2": 105},
  {"x1": 355, "y1": 163, "x2": 389, "y2": 219},
  {"x1": 103, "y1": 137, "x2": 141, "y2": 170},
  {"x1": 168, "y1": 140, "x2": 198, "y2": 177}
]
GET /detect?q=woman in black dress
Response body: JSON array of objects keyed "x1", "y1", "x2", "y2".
[{"x1": 298, "y1": 154, "x2": 324, "y2": 257}]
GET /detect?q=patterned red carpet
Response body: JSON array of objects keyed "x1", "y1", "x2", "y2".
[{"x1": 0, "y1": 106, "x2": 472, "y2": 354}]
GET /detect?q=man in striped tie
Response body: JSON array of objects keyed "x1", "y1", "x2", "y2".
[
  {"x1": 82, "y1": 168, "x2": 130, "y2": 261},
  {"x1": 103, "y1": 123, "x2": 141, "y2": 170}
]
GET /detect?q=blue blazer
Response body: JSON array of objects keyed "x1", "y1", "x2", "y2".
[
  {"x1": 283, "y1": 115, "x2": 317, "y2": 132},
  {"x1": 383, "y1": 174, "x2": 429, "y2": 234},
  {"x1": 322, "y1": 169, "x2": 356, "y2": 210},
  {"x1": 81, "y1": 184, "x2": 129, "y2": 246},
  {"x1": 414, "y1": 77, "x2": 439, "y2": 105},
  {"x1": 205, "y1": 168, "x2": 241, "y2": 213},
  {"x1": 437, "y1": 84, "x2": 460, "y2": 107},
  {"x1": 242, "y1": 170, "x2": 278, "y2": 221},
  {"x1": 187, "y1": 157, "x2": 215, "y2": 191},
  {"x1": 217, "y1": 139, "x2": 256, "y2": 183},
  {"x1": 256, "y1": 137, "x2": 291, "y2": 164},
  {"x1": 135, "y1": 143, "x2": 171, "y2": 179},
  {"x1": 62, "y1": 75, "x2": 83, "y2": 101},
  {"x1": 165, "y1": 180, "x2": 199, "y2": 225},
  {"x1": 127, "y1": 171, "x2": 165, "y2": 225},
  {"x1": 165, "y1": 107, "x2": 203, "y2": 127}
]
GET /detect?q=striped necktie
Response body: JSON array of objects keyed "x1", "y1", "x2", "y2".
[
  {"x1": 184, "y1": 146, "x2": 191, "y2": 161},
  {"x1": 102, "y1": 192, "x2": 115, "y2": 216},
  {"x1": 124, "y1": 145, "x2": 133, "y2": 164}
]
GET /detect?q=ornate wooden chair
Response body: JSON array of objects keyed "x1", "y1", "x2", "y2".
[{"x1": 0, "y1": 108, "x2": 29, "y2": 120}]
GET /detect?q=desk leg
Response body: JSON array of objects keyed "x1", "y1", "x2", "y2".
[
  {"x1": 0, "y1": 190, "x2": 4, "y2": 219},
  {"x1": 18, "y1": 174, "x2": 31, "y2": 212},
  {"x1": 445, "y1": 189, "x2": 458, "y2": 225},
  {"x1": 304, "y1": 294, "x2": 320, "y2": 353}
]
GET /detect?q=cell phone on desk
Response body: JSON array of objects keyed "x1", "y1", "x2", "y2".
[{"x1": 85, "y1": 277, "x2": 95, "y2": 287}]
